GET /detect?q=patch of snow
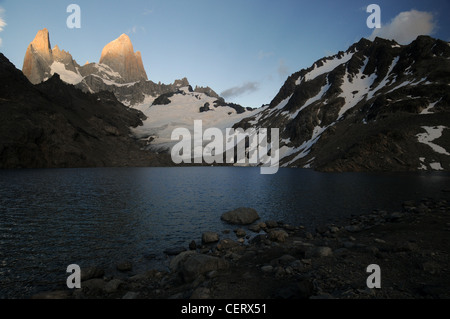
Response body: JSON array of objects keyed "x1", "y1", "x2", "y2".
[
  {"x1": 289, "y1": 81, "x2": 331, "y2": 119},
  {"x1": 274, "y1": 95, "x2": 292, "y2": 111},
  {"x1": 430, "y1": 162, "x2": 444, "y2": 171},
  {"x1": 50, "y1": 62, "x2": 83, "y2": 85},
  {"x1": 420, "y1": 99, "x2": 441, "y2": 115},
  {"x1": 367, "y1": 56, "x2": 399, "y2": 100},
  {"x1": 95, "y1": 63, "x2": 121, "y2": 79},
  {"x1": 417, "y1": 126, "x2": 450, "y2": 155},
  {"x1": 385, "y1": 77, "x2": 427, "y2": 95},
  {"x1": 338, "y1": 58, "x2": 377, "y2": 119},
  {"x1": 304, "y1": 52, "x2": 355, "y2": 82},
  {"x1": 284, "y1": 125, "x2": 332, "y2": 166}
]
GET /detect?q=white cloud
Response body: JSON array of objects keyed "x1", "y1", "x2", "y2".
[
  {"x1": 258, "y1": 50, "x2": 274, "y2": 60},
  {"x1": 221, "y1": 82, "x2": 259, "y2": 99},
  {"x1": 0, "y1": 7, "x2": 6, "y2": 47},
  {"x1": 368, "y1": 10, "x2": 436, "y2": 44}
]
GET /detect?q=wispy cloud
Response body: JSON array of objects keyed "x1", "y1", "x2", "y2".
[
  {"x1": 127, "y1": 25, "x2": 146, "y2": 34},
  {"x1": 368, "y1": 10, "x2": 436, "y2": 44},
  {"x1": 0, "y1": 7, "x2": 6, "y2": 47},
  {"x1": 258, "y1": 50, "x2": 274, "y2": 60},
  {"x1": 221, "y1": 82, "x2": 259, "y2": 99},
  {"x1": 142, "y1": 9, "x2": 153, "y2": 16}
]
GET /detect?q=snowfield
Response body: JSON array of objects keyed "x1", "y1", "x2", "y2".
[{"x1": 131, "y1": 88, "x2": 259, "y2": 152}]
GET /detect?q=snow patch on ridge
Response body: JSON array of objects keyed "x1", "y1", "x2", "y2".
[
  {"x1": 417, "y1": 126, "x2": 450, "y2": 155},
  {"x1": 50, "y1": 62, "x2": 83, "y2": 85}
]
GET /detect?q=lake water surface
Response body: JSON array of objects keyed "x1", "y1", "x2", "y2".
[{"x1": 1, "y1": 167, "x2": 449, "y2": 298}]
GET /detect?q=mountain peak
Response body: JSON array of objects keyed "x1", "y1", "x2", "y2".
[
  {"x1": 99, "y1": 34, "x2": 148, "y2": 83},
  {"x1": 31, "y1": 28, "x2": 52, "y2": 56},
  {"x1": 22, "y1": 28, "x2": 53, "y2": 84}
]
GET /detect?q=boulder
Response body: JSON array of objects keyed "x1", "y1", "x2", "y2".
[
  {"x1": 268, "y1": 229, "x2": 289, "y2": 242},
  {"x1": 180, "y1": 254, "x2": 229, "y2": 283},
  {"x1": 221, "y1": 207, "x2": 260, "y2": 225},
  {"x1": 104, "y1": 279, "x2": 124, "y2": 293},
  {"x1": 216, "y1": 238, "x2": 239, "y2": 251},
  {"x1": 202, "y1": 231, "x2": 219, "y2": 244},
  {"x1": 164, "y1": 246, "x2": 187, "y2": 256},
  {"x1": 170, "y1": 251, "x2": 197, "y2": 272},
  {"x1": 81, "y1": 266, "x2": 105, "y2": 282}
]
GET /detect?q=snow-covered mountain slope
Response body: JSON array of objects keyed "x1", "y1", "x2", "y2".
[
  {"x1": 132, "y1": 86, "x2": 259, "y2": 152},
  {"x1": 236, "y1": 36, "x2": 450, "y2": 172}
]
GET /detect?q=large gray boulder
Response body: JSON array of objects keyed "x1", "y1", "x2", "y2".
[
  {"x1": 221, "y1": 207, "x2": 260, "y2": 225},
  {"x1": 179, "y1": 253, "x2": 229, "y2": 283}
]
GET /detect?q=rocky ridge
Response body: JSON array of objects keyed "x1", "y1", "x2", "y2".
[
  {"x1": 236, "y1": 36, "x2": 450, "y2": 172},
  {"x1": 20, "y1": 28, "x2": 236, "y2": 109},
  {"x1": 1, "y1": 53, "x2": 171, "y2": 168}
]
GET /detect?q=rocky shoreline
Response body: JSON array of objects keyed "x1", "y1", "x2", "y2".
[{"x1": 32, "y1": 196, "x2": 450, "y2": 299}]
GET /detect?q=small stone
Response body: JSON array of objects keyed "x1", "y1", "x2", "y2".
[
  {"x1": 235, "y1": 228, "x2": 246, "y2": 237},
  {"x1": 345, "y1": 225, "x2": 362, "y2": 233},
  {"x1": 258, "y1": 222, "x2": 267, "y2": 229},
  {"x1": 329, "y1": 226, "x2": 340, "y2": 233},
  {"x1": 271, "y1": 255, "x2": 297, "y2": 267},
  {"x1": 116, "y1": 261, "x2": 132, "y2": 272},
  {"x1": 248, "y1": 224, "x2": 261, "y2": 233},
  {"x1": 374, "y1": 238, "x2": 386, "y2": 244},
  {"x1": 190, "y1": 287, "x2": 211, "y2": 299},
  {"x1": 306, "y1": 246, "x2": 333, "y2": 258},
  {"x1": 261, "y1": 265, "x2": 273, "y2": 273},
  {"x1": 265, "y1": 220, "x2": 278, "y2": 228},
  {"x1": 189, "y1": 241, "x2": 197, "y2": 250},
  {"x1": 316, "y1": 225, "x2": 328, "y2": 234},
  {"x1": 122, "y1": 291, "x2": 139, "y2": 299},
  {"x1": 31, "y1": 291, "x2": 71, "y2": 299}
]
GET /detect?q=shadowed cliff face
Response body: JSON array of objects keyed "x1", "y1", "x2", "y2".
[
  {"x1": 99, "y1": 34, "x2": 148, "y2": 83},
  {"x1": 1, "y1": 53, "x2": 171, "y2": 169}
]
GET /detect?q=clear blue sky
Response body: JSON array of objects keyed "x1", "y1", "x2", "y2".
[{"x1": 1, "y1": 0, "x2": 449, "y2": 108}]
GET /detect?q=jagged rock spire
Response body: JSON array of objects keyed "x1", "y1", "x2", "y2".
[{"x1": 99, "y1": 34, "x2": 148, "y2": 83}]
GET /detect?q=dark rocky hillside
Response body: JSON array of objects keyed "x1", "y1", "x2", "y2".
[
  {"x1": 236, "y1": 36, "x2": 450, "y2": 172},
  {"x1": 0, "y1": 53, "x2": 171, "y2": 169}
]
